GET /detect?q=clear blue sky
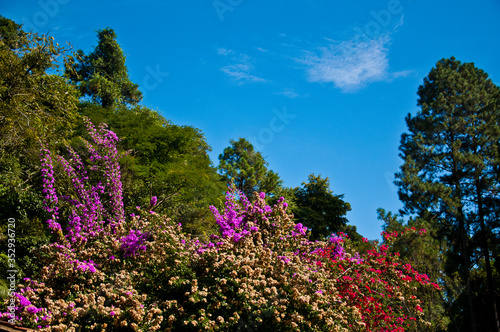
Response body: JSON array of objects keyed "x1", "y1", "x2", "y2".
[{"x1": 3, "y1": 0, "x2": 500, "y2": 240}]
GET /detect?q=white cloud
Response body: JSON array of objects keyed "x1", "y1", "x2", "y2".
[
  {"x1": 217, "y1": 48, "x2": 233, "y2": 56},
  {"x1": 218, "y1": 49, "x2": 268, "y2": 84},
  {"x1": 221, "y1": 63, "x2": 267, "y2": 83},
  {"x1": 277, "y1": 88, "x2": 300, "y2": 99},
  {"x1": 300, "y1": 35, "x2": 395, "y2": 92}
]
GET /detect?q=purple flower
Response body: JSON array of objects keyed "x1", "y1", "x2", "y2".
[
  {"x1": 329, "y1": 235, "x2": 342, "y2": 244},
  {"x1": 278, "y1": 255, "x2": 291, "y2": 264},
  {"x1": 120, "y1": 230, "x2": 149, "y2": 257},
  {"x1": 26, "y1": 306, "x2": 41, "y2": 315},
  {"x1": 150, "y1": 196, "x2": 157, "y2": 207},
  {"x1": 233, "y1": 233, "x2": 242, "y2": 242},
  {"x1": 291, "y1": 223, "x2": 307, "y2": 237},
  {"x1": 75, "y1": 260, "x2": 97, "y2": 273},
  {"x1": 16, "y1": 294, "x2": 31, "y2": 307}
]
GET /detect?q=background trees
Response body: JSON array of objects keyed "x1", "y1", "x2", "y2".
[
  {"x1": 218, "y1": 138, "x2": 282, "y2": 198},
  {"x1": 217, "y1": 140, "x2": 360, "y2": 243},
  {"x1": 395, "y1": 57, "x2": 500, "y2": 332},
  {"x1": 293, "y1": 174, "x2": 351, "y2": 241},
  {"x1": 64, "y1": 28, "x2": 142, "y2": 108}
]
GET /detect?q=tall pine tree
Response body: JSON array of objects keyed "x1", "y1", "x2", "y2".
[
  {"x1": 64, "y1": 28, "x2": 142, "y2": 108},
  {"x1": 396, "y1": 57, "x2": 500, "y2": 332}
]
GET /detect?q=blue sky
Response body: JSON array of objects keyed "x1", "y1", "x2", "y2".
[{"x1": 3, "y1": 0, "x2": 500, "y2": 240}]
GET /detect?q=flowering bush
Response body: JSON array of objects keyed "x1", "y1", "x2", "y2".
[
  {"x1": 315, "y1": 230, "x2": 439, "y2": 331},
  {"x1": 1, "y1": 119, "x2": 440, "y2": 331}
]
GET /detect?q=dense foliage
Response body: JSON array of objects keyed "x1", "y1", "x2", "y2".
[
  {"x1": 293, "y1": 174, "x2": 351, "y2": 241},
  {"x1": 218, "y1": 138, "x2": 282, "y2": 198}
]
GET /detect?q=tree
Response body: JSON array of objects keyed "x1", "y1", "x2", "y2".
[
  {"x1": 293, "y1": 174, "x2": 351, "y2": 241},
  {"x1": 0, "y1": 17, "x2": 80, "y2": 282},
  {"x1": 0, "y1": 15, "x2": 27, "y2": 50},
  {"x1": 0, "y1": 16, "x2": 79, "y2": 149},
  {"x1": 63, "y1": 25, "x2": 225, "y2": 238},
  {"x1": 395, "y1": 57, "x2": 500, "y2": 332},
  {"x1": 218, "y1": 138, "x2": 282, "y2": 198},
  {"x1": 64, "y1": 28, "x2": 142, "y2": 108}
]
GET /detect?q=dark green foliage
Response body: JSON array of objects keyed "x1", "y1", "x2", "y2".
[
  {"x1": 65, "y1": 28, "x2": 142, "y2": 108},
  {"x1": 396, "y1": 56, "x2": 500, "y2": 331},
  {"x1": 218, "y1": 138, "x2": 283, "y2": 198},
  {"x1": 293, "y1": 174, "x2": 351, "y2": 241},
  {"x1": 0, "y1": 16, "x2": 27, "y2": 50}
]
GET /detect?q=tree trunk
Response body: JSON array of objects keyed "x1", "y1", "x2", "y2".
[
  {"x1": 453, "y1": 155, "x2": 477, "y2": 332},
  {"x1": 476, "y1": 176, "x2": 500, "y2": 332},
  {"x1": 457, "y1": 205, "x2": 476, "y2": 332}
]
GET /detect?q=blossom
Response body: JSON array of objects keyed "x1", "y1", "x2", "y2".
[
  {"x1": 291, "y1": 223, "x2": 307, "y2": 237},
  {"x1": 120, "y1": 230, "x2": 149, "y2": 257},
  {"x1": 75, "y1": 260, "x2": 97, "y2": 273}
]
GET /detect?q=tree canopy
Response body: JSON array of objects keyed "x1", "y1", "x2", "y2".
[
  {"x1": 293, "y1": 174, "x2": 351, "y2": 241},
  {"x1": 64, "y1": 28, "x2": 142, "y2": 108},
  {"x1": 218, "y1": 138, "x2": 282, "y2": 198}
]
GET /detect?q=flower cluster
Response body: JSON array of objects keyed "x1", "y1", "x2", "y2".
[
  {"x1": 209, "y1": 189, "x2": 262, "y2": 242},
  {"x1": 313, "y1": 229, "x2": 438, "y2": 331},
  {"x1": 120, "y1": 230, "x2": 149, "y2": 257},
  {"x1": 39, "y1": 144, "x2": 61, "y2": 232}
]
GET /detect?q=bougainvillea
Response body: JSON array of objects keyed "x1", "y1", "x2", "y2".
[
  {"x1": 314, "y1": 230, "x2": 439, "y2": 331},
  {"x1": 120, "y1": 230, "x2": 149, "y2": 257},
  {"x1": 1, "y1": 119, "x2": 441, "y2": 331}
]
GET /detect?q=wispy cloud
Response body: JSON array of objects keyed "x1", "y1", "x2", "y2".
[
  {"x1": 217, "y1": 48, "x2": 233, "y2": 56},
  {"x1": 220, "y1": 63, "x2": 267, "y2": 84},
  {"x1": 217, "y1": 48, "x2": 268, "y2": 84},
  {"x1": 299, "y1": 35, "x2": 405, "y2": 92},
  {"x1": 277, "y1": 88, "x2": 300, "y2": 99}
]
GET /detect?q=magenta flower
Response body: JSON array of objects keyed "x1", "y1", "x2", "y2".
[{"x1": 120, "y1": 230, "x2": 149, "y2": 257}]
